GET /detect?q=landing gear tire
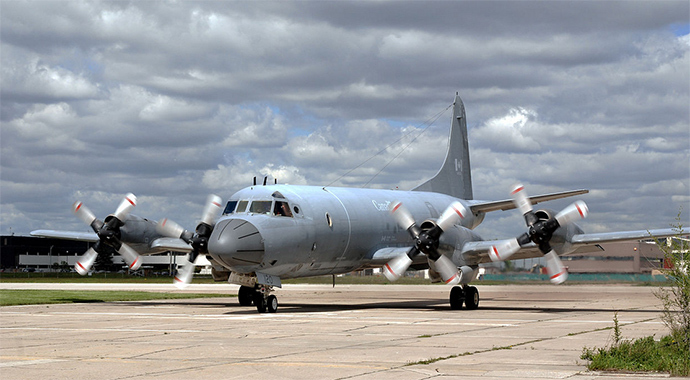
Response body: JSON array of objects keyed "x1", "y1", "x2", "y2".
[
  {"x1": 450, "y1": 286, "x2": 465, "y2": 310},
  {"x1": 464, "y1": 286, "x2": 479, "y2": 310},
  {"x1": 267, "y1": 295, "x2": 278, "y2": 313},
  {"x1": 238, "y1": 285, "x2": 254, "y2": 306},
  {"x1": 254, "y1": 292, "x2": 267, "y2": 313}
]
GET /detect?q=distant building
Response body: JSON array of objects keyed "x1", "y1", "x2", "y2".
[
  {"x1": 562, "y1": 239, "x2": 672, "y2": 274},
  {"x1": 0, "y1": 235, "x2": 190, "y2": 273}
]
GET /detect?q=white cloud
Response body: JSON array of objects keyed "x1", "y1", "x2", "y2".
[{"x1": 1, "y1": 1, "x2": 688, "y2": 238}]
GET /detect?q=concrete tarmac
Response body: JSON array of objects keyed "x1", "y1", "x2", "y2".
[{"x1": 0, "y1": 284, "x2": 683, "y2": 379}]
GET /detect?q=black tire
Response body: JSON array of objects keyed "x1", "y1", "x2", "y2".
[
  {"x1": 238, "y1": 286, "x2": 254, "y2": 306},
  {"x1": 450, "y1": 286, "x2": 464, "y2": 310},
  {"x1": 254, "y1": 292, "x2": 267, "y2": 313},
  {"x1": 267, "y1": 295, "x2": 278, "y2": 313},
  {"x1": 464, "y1": 286, "x2": 479, "y2": 310}
]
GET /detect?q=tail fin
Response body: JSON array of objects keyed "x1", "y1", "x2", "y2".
[{"x1": 413, "y1": 94, "x2": 473, "y2": 200}]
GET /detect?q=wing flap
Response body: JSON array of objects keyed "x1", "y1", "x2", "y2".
[{"x1": 570, "y1": 228, "x2": 678, "y2": 245}]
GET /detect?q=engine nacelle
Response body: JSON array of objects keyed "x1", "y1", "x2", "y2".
[{"x1": 533, "y1": 208, "x2": 585, "y2": 255}]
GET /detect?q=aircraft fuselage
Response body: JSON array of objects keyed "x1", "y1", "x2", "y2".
[{"x1": 208, "y1": 184, "x2": 483, "y2": 279}]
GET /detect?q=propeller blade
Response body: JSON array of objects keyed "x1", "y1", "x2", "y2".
[
  {"x1": 118, "y1": 243, "x2": 142, "y2": 270},
  {"x1": 74, "y1": 247, "x2": 98, "y2": 275},
  {"x1": 510, "y1": 183, "x2": 533, "y2": 217},
  {"x1": 382, "y1": 253, "x2": 414, "y2": 282},
  {"x1": 157, "y1": 218, "x2": 187, "y2": 239},
  {"x1": 432, "y1": 255, "x2": 461, "y2": 285},
  {"x1": 544, "y1": 250, "x2": 568, "y2": 284},
  {"x1": 554, "y1": 200, "x2": 588, "y2": 226},
  {"x1": 73, "y1": 201, "x2": 97, "y2": 226},
  {"x1": 113, "y1": 193, "x2": 137, "y2": 222},
  {"x1": 200, "y1": 194, "x2": 223, "y2": 226},
  {"x1": 436, "y1": 201, "x2": 467, "y2": 232},
  {"x1": 390, "y1": 201, "x2": 416, "y2": 231},
  {"x1": 173, "y1": 258, "x2": 196, "y2": 289},
  {"x1": 488, "y1": 238, "x2": 521, "y2": 262}
]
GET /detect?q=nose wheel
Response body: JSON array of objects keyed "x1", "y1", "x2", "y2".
[{"x1": 250, "y1": 284, "x2": 278, "y2": 313}]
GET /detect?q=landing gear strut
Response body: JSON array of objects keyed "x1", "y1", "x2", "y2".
[
  {"x1": 449, "y1": 285, "x2": 479, "y2": 310},
  {"x1": 249, "y1": 284, "x2": 277, "y2": 313}
]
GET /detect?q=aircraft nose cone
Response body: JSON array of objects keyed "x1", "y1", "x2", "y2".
[{"x1": 209, "y1": 219, "x2": 265, "y2": 269}]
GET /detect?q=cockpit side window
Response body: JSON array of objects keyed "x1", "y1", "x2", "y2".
[
  {"x1": 223, "y1": 200, "x2": 238, "y2": 215},
  {"x1": 273, "y1": 201, "x2": 293, "y2": 217},
  {"x1": 235, "y1": 200, "x2": 249, "y2": 213},
  {"x1": 249, "y1": 200, "x2": 272, "y2": 215}
]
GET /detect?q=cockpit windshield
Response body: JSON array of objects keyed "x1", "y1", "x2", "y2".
[
  {"x1": 249, "y1": 201, "x2": 272, "y2": 215},
  {"x1": 224, "y1": 198, "x2": 293, "y2": 218},
  {"x1": 223, "y1": 200, "x2": 237, "y2": 215}
]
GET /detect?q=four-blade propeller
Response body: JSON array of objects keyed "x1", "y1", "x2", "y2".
[
  {"x1": 383, "y1": 201, "x2": 468, "y2": 285},
  {"x1": 73, "y1": 193, "x2": 142, "y2": 275},
  {"x1": 488, "y1": 184, "x2": 588, "y2": 284},
  {"x1": 157, "y1": 195, "x2": 223, "y2": 289}
]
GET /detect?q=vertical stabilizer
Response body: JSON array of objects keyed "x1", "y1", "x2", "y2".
[{"x1": 413, "y1": 94, "x2": 473, "y2": 199}]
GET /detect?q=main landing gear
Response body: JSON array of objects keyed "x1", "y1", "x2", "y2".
[
  {"x1": 238, "y1": 284, "x2": 278, "y2": 313},
  {"x1": 449, "y1": 285, "x2": 479, "y2": 310}
]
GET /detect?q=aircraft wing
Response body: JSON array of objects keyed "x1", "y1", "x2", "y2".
[
  {"x1": 468, "y1": 189, "x2": 589, "y2": 214},
  {"x1": 30, "y1": 230, "x2": 193, "y2": 254},
  {"x1": 460, "y1": 228, "x2": 680, "y2": 265},
  {"x1": 30, "y1": 229, "x2": 99, "y2": 242}
]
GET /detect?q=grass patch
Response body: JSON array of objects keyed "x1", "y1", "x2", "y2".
[
  {"x1": 581, "y1": 335, "x2": 690, "y2": 376},
  {"x1": 0, "y1": 289, "x2": 232, "y2": 306},
  {"x1": 0, "y1": 272, "x2": 217, "y2": 283}
]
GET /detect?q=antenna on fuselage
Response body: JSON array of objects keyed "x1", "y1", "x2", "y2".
[
  {"x1": 253, "y1": 177, "x2": 257, "y2": 186},
  {"x1": 263, "y1": 176, "x2": 268, "y2": 186}
]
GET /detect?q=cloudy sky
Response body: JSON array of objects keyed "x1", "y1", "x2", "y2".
[{"x1": 1, "y1": 1, "x2": 688, "y2": 241}]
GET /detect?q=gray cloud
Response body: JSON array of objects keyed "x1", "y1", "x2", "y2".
[{"x1": 1, "y1": 0, "x2": 688, "y2": 240}]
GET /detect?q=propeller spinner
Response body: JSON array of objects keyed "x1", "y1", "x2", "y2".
[
  {"x1": 383, "y1": 201, "x2": 467, "y2": 285},
  {"x1": 157, "y1": 195, "x2": 223, "y2": 289},
  {"x1": 73, "y1": 193, "x2": 142, "y2": 275},
  {"x1": 488, "y1": 184, "x2": 588, "y2": 284}
]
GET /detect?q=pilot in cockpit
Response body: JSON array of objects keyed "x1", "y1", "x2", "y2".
[{"x1": 273, "y1": 201, "x2": 293, "y2": 217}]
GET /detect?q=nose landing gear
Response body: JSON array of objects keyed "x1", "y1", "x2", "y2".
[{"x1": 238, "y1": 284, "x2": 278, "y2": 313}]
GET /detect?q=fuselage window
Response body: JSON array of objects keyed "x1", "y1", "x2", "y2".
[
  {"x1": 249, "y1": 200, "x2": 272, "y2": 215},
  {"x1": 223, "y1": 200, "x2": 238, "y2": 215},
  {"x1": 235, "y1": 200, "x2": 249, "y2": 213},
  {"x1": 274, "y1": 201, "x2": 293, "y2": 217}
]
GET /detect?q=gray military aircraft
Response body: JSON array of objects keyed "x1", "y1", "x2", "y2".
[{"x1": 32, "y1": 94, "x2": 679, "y2": 313}]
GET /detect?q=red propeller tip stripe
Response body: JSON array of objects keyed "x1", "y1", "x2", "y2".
[
  {"x1": 126, "y1": 197, "x2": 135, "y2": 206},
  {"x1": 392, "y1": 203, "x2": 402, "y2": 213},
  {"x1": 576, "y1": 204, "x2": 584, "y2": 217},
  {"x1": 129, "y1": 258, "x2": 139, "y2": 269},
  {"x1": 384, "y1": 263, "x2": 395, "y2": 276},
  {"x1": 444, "y1": 273, "x2": 459, "y2": 284},
  {"x1": 511, "y1": 186, "x2": 524, "y2": 195},
  {"x1": 75, "y1": 203, "x2": 82, "y2": 212},
  {"x1": 550, "y1": 270, "x2": 566, "y2": 280},
  {"x1": 213, "y1": 202, "x2": 221, "y2": 207}
]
